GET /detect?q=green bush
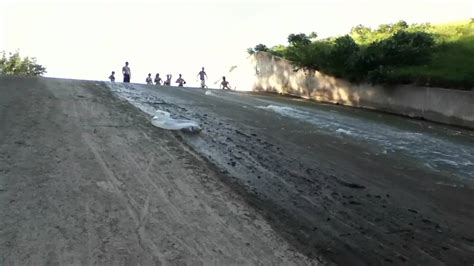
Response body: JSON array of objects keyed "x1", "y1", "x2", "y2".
[
  {"x1": 247, "y1": 44, "x2": 270, "y2": 55},
  {"x1": 268, "y1": 45, "x2": 286, "y2": 57},
  {"x1": 352, "y1": 31, "x2": 435, "y2": 84},
  {"x1": 326, "y1": 35, "x2": 359, "y2": 77},
  {"x1": 369, "y1": 31, "x2": 435, "y2": 67},
  {"x1": 283, "y1": 30, "x2": 435, "y2": 84},
  {"x1": 0, "y1": 51, "x2": 46, "y2": 76},
  {"x1": 285, "y1": 41, "x2": 332, "y2": 71},
  {"x1": 288, "y1": 33, "x2": 311, "y2": 46}
]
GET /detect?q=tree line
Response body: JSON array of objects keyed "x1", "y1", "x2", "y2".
[
  {"x1": 0, "y1": 51, "x2": 47, "y2": 76},
  {"x1": 248, "y1": 20, "x2": 474, "y2": 89}
]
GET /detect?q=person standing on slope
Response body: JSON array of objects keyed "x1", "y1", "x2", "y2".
[
  {"x1": 108, "y1": 71, "x2": 115, "y2": 82},
  {"x1": 197, "y1": 67, "x2": 208, "y2": 88},
  {"x1": 164, "y1": 74, "x2": 172, "y2": 86},
  {"x1": 175, "y1": 74, "x2": 186, "y2": 87},
  {"x1": 154, "y1": 73, "x2": 162, "y2": 85},
  {"x1": 146, "y1": 73, "x2": 153, "y2": 85},
  {"x1": 122, "y1": 62, "x2": 131, "y2": 83}
]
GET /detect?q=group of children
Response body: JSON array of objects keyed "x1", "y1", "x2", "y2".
[
  {"x1": 108, "y1": 63, "x2": 231, "y2": 90},
  {"x1": 145, "y1": 73, "x2": 184, "y2": 86}
]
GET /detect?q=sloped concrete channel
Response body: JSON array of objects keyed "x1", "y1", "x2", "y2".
[
  {"x1": 1, "y1": 76, "x2": 472, "y2": 264},
  {"x1": 111, "y1": 82, "x2": 474, "y2": 265}
]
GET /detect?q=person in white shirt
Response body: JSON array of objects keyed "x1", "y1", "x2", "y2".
[
  {"x1": 154, "y1": 73, "x2": 162, "y2": 85},
  {"x1": 122, "y1": 62, "x2": 131, "y2": 83},
  {"x1": 108, "y1": 71, "x2": 115, "y2": 82},
  {"x1": 197, "y1": 67, "x2": 208, "y2": 88},
  {"x1": 175, "y1": 74, "x2": 186, "y2": 87}
]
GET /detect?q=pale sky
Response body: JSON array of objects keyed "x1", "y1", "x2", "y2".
[{"x1": 0, "y1": 0, "x2": 472, "y2": 86}]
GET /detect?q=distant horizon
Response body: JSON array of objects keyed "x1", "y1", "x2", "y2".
[{"x1": 1, "y1": 0, "x2": 472, "y2": 86}]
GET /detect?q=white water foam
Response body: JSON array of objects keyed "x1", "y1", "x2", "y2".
[
  {"x1": 257, "y1": 105, "x2": 309, "y2": 119},
  {"x1": 336, "y1": 128, "x2": 353, "y2": 135},
  {"x1": 257, "y1": 104, "x2": 474, "y2": 181},
  {"x1": 108, "y1": 83, "x2": 200, "y2": 132}
]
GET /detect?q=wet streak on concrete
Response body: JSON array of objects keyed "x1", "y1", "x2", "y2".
[{"x1": 111, "y1": 83, "x2": 474, "y2": 265}]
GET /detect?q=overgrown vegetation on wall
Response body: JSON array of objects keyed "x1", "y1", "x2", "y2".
[
  {"x1": 0, "y1": 51, "x2": 47, "y2": 76},
  {"x1": 248, "y1": 20, "x2": 474, "y2": 90}
]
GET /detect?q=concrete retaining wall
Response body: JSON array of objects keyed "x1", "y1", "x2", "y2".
[{"x1": 231, "y1": 52, "x2": 474, "y2": 129}]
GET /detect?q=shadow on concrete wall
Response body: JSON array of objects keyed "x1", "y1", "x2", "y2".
[
  {"x1": 253, "y1": 52, "x2": 359, "y2": 107},
  {"x1": 248, "y1": 52, "x2": 474, "y2": 129}
]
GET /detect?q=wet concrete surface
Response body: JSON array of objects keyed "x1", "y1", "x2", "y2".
[{"x1": 111, "y1": 83, "x2": 474, "y2": 265}]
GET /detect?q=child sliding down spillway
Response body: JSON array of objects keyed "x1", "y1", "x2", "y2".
[
  {"x1": 151, "y1": 110, "x2": 201, "y2": 133},
  {"x1": 108, "y1": 83, "x2": 201, "y2": 133}
]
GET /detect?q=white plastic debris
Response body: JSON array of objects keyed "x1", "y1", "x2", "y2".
[{"x1": 151, "y1": 110, "x2": 201, "y2": 132}]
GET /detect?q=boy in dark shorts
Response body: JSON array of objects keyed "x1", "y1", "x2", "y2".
[{"x1": 122, "y1": 62, "x2": 131, "y2": 83}]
